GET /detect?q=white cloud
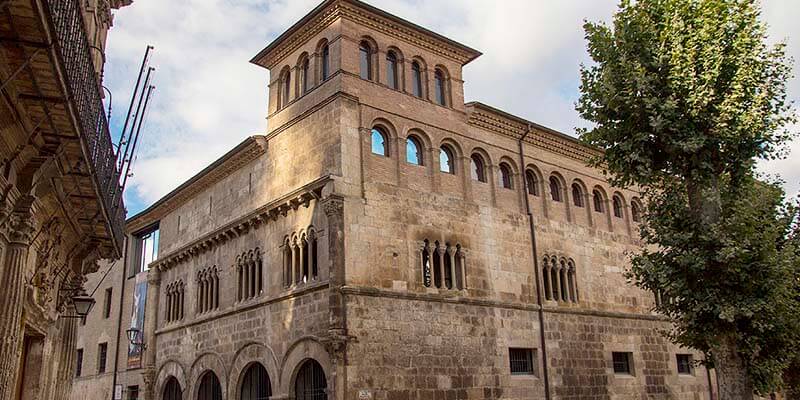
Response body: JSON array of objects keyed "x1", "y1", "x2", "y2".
[{"x1": 105, "y1": 0, "x2": 800, "y2": 213}]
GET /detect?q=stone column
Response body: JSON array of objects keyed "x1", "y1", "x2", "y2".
[
  {"x1": 436, "y1": 244, "x2": 445, "y2": 289},
  {"x1": 142, "y1": 266, "x2": 161, "y2": 400},
  {"x1": 0, "y1": 198, "x2": 34, "y2": 400},
  {"x1": 322, "y1": 195, "x2": 347, "y2": 400},
  {"x1": 52, "y1": 316, "x2": 77, "y2": 400}
]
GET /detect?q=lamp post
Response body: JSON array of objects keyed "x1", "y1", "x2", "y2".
[{"x1": 125, "y1": 327, "x2": 146, "y2": 351}]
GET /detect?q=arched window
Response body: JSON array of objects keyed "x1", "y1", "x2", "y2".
[
  {"x1": 572, "y1": 184, "x2": 584, "y2": 207},
  {"x1": 592, "y1": 190, "x2": 604, "y2": 213},
  {"x1": 549, "y1": 256, "x2": 559, "y2": 301},
  {"x1": 163, "y1": 377, "x2": 182, "y2": 400},
  {"x1": 309, "y1": 229, "x2": 318, "y2": 280},
  {"x1": 525, "y1": 170, "x2": 539, "y2": 196},
  {"x1": 321, "y1": 44, "x2": 330, "y2": 81},
  {"x1": 499, "y1": 163, "x2": 513, "y2": 189},
  {"x1": 411, "y1": 61, "x2": 423, "y2": 97},
  {"x1": 470, "y1": 154, "x2": 486, "y2": 183},
  {"x1": 559, "y1": 259, "x2": 568, "y2": 302},
  {"x1": 386, "y1": 51, "x2": 398, "y2": 89},
  {"x1": 406, "y1": 136, "x2": 423, "y2": 165},
  {"x1": 421, "y1": 240, "x2": 466, "y2": 290},
  {"x1": 613, "y1": 195, "x2": 623, "y2": 218},
  {"x1": 300, "y1": 57, "x2": 310, "y2": 95},
  {"x1": 359, "y1": 41, "x2": 372, "y2": 80},
  {"x1": 371, "y1": 128, "x2": 387, "y2": 156},
  {"x1": 542, "y1": 257, "x2": 552, "y2": 301},
  {"x1": 631, "y1": 200, "x2": 642, "y2": 222},
  {"x1": 549, "y1": 177, "x2": 562, "y2": 202},
  {"x1": 295, "y1": 359, "x2": 327, "y2": 400},
  {"x1": 567, "y1": 259, "x2": 578, "y2": 302},
  {"x1": 240, "y1": 363, "x2": 271, "y2": 400},
  {"x1": 197, "y1": 371, "x2": 222, "y2": 400},
  {"x1": 301, "y1": 234, "x2": 309, "y2": 283},
  {"x1": 439, "y1": 145, "x2": 455, "y2": 174},
  {"x1": 434, "y1": 68, "x2": 446, "y2": 106},
  {"x1": 283, "y1": 238, "x2": 292, "y2": 287},
  {"x1": 279, "y1": 68, "x2": 291, "y2": 109}
]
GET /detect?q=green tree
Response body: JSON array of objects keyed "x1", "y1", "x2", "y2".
[{"x1": 577, "y1": 0, "x2": 799, "y2": 397}]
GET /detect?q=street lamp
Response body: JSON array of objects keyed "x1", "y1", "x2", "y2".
[
  {"x1": 72, "y1": 290, "x2": 96, "y2": 317},
  {"x1": 125, "y1": 327, "x2": 146, "y2": 350},
  {"x1": 58, "y1": 288, "x2": 96, "y2": 319}
]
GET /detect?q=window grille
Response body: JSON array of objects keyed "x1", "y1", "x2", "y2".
[
  {"x1": 612, "y1": 352, "x2": 633, "y2": 375},
  {"x1": 509, "y1": 348, "x2": 535, "y2": 375},
  {"x1": 677, "y1": 354, "x2": 693, "y2": 375}
]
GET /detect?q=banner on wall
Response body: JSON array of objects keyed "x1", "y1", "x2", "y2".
[{"x1": 127, "y1": 272, "x2": 148, "y2": 368}]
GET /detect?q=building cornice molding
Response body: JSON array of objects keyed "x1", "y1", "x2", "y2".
[
  {"x1": 126, "y1": 136, "x2": 268, "y2": 233},
  {"x1": 251, "y1": 0, "x2": 481, "y2": 70},
  {"x1": 150, "y1": 176, "x2": 333, "y2": 272},
  {"x1": 466, "y1": 103, "x2": 603, "y2": 164}
]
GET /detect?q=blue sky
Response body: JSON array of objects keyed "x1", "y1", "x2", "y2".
[{"x1": 102, "y1": 0, "x2": 800, "y2": 217}]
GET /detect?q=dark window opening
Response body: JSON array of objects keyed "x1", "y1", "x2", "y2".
[
  {"x1": 499, "y1": 163, "x2": 513, "y2": 189},
  {"x1": 613, "y1": 196, "x2": 624, "y2": 218},
  {"x1": 434, "y1": 69, "x2": 446, "y2": 105},
  {"x1": 197, "y1": 372, "x2": 222, "y2": 400},
  {"x1": 163, "y1": 377, "x2": 182, "y2": 400},
  {"x1": 75, "y1": 348, "x2": 83, "y2": 377},
  {"x1": 97, "y1": 342, "x2": 108, "y2": 373},
  {"x1": 572, "y1": 184, "x2": 584, "y2": 207},
  {"x1": 321, "y1": 45, "x2": 330, "y2": 81},
  {"x1": 471, "y1": 154, "x2": 486, "y2": 183},
  {"x1": 612, "y1": 352, "x2": 633, "y2": 375},
  {"x1": 386, "y1": 51, "x2": 398, "y2": 89},
  {"x1": 241, "y1": 363, "x2": 272, "y2": 400},
  {"x1": 525, "y1": 170, "x2": 539, "y2": 196},
  {"x1": 411, "y1": 61, "x2": 423, "y2": 97},
  {"x1": 593, "y1": 190, "x2": 604, "y2": 213},
  {"x1": 359, "y1": 41, "x2": 372, "y2": 80},
  {"x1": 677, "y1": 354, "x2": 693, "y2": 375},
  {"x1": 103, "y1": 287, "x2": 113, "y2": 318},
  {"x1": 509, "y1": 348, "x2": 535, "y2": 375},
  {"x1": 440, "y1": 146, "x2": 455, "y2": 174},
  {"x1": 295, "y1": 359, "x2": 327, "y2": 400},
  {"x1": 549, "y1": 177, "x2": 562, "y2": 202}
]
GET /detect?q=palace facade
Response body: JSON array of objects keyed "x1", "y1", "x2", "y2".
[{"x1": 72, "y1": 0, "x2": 718, "y2": 399}]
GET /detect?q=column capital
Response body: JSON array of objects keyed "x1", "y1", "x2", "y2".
[
  {"x1": 147, "y1": 267, "x2": 161, "y2": 285},
  {"x1": 321, "y1": 195, "x2": 344, "y2": 217}
]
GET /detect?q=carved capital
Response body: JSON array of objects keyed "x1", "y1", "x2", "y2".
[
  {"x1": 323, "y1": 329, "x2": 352, "y2": 363},
  {"x1": 147, "y1": 267, "x2": 161, "y2": 285},
  {"x1": 322, "y1": 196, "x2": 344, "y2": 218},
  {"x1": 5, "y1": 211, "x2": 34, "y2": 245}
]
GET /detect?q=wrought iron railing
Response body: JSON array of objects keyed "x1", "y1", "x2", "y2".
[{"x1": 43, "y1": 0, "x2": 125, "y2": 254}]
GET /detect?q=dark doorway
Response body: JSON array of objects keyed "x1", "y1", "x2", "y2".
[
  {"x1": 240, "y1": 363, "x2": 271, "y2": 400},
  {"x1": 295, "y1": 359, "x2": 327, "y2": 400}
]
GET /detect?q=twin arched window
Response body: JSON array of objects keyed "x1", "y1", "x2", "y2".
[
  {"x1": 434, "y1": 68, "x2": 446, "y2": 106},
  {"x1": 359, "y1": 41, "x2": 373, "y2": 80},
  {"x1": 631, "y1": 200, "x2": 642, "y2": 222},
  {"x1": 470, "y1": 154, "x2": 486, "y2": 183},
  {"x1": 386, "y1": 51, "x2": 398, "y2": 89},
  {"x1": 572, "y1": 184, "x2": 584, "y2": 208},
  {"x1": 592, "y1": 190, "x2": 604, "y2": 213},
  {"x1": 321, "y1": 44, "x2": 330, "y2": 81},
  {"x1": 549, "y1": 177, "x2": 562, "y2": 202},
  {"x1": 613, "y1": 195, "x2": 624, "y2": 218},
  {"x1": 236, "y1": 250, "x2": 263, "y2": 302},
  {"x1": 300, "y1": 57, "x2": 310, "y2": 95},
  {"x1": 499, "y1": 163, "x2": 513, "y2": 189},
  {"x1": 542, "y1": 256, "x2": 578, "y2": 303},
  {"x1": 406, "y1": 136, "x2": 423, "y2": 165},
  {"x1": 411, "y1": 61, "x2": 423, "y2": 97},
  {"x1": 525, "y1": 170, "x2": 539, "y2": 196},
  {"x1": 371, "y1": 128, "x2": 388, "y2": 156},
  {"x1": 439, "y1": 145, "x2": 455, "y2": 174}
]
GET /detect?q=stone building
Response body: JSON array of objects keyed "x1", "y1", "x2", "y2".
[
  {"x1": 72, "y1": 0, "x2": 720, "y2": 399},
  {"x1": 0, "y1": 0, "x2": 131, "y2": 399}
]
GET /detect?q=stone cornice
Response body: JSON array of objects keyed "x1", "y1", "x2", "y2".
[
  {"x1": 466, "y1": 102, "x2": 603, "y2": 164},
  {"x1": 150, "y1": 176, "x2": 332, "y2": 272},
  {"x1": 126, "y1": 136, "x2": 268, "y2": 234},
  {"x1": 251, "y1": 0, "x2": 481, "y2": 70}
]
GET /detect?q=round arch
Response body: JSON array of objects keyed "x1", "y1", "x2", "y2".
[
  {"x1": 188, "y1": 353, "x2": 227, "y2": 400},
  {"x1": 156, "y1": 360, "x2": 188, "y2": 400},
  {"x1": 228, "y1": 342, "x2": 281, "y2": 399},
  {"x1": 279, "y1": 337, "x2": 332, "y2": 397}
]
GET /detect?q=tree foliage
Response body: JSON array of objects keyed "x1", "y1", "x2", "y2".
[{"x1": 577, "y1": 0, "x2": 799, "y2": 393}]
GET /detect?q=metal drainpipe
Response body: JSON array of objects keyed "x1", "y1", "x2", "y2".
[
  {"x1": 110, "y1": 235, "x2": 128, "y2": 400},
  {"x1": 518, "y1": 124, "x2": 551, "y2": 400}
]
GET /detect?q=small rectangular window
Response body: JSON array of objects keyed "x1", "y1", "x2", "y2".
[
  {"x1": 127, "y1": 385, "x2": 139, "y2": 400},
  {"x1": 677, "y1": 354, "x2": 693, "y2": 375},
  {"x1": 509, "y1": 348, "x2": 536, "y2": 375},
  {"x1": 612, "y1": 352, "x2": 633, "y2": 375},
  {"x1": 103, "y1": 287, "x2": 113, "y2": 318},
  {"x1": 98, "y1": 343, "x2": 108, "y2": 373},
  {"x1": 75, "y1": 349, "x2": 83, "y2": 377}
]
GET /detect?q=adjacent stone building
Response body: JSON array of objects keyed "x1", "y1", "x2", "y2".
[
  {"x1": 0, "y1": 0, "x2": 131, "y2": 399},
  {"x1": 72, "y1": 0, "x2": 720, "y2": 399}
]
